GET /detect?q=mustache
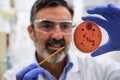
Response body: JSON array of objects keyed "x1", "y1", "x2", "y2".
[{"x1": 45, "y1": 38, "x2": 65, "y2": 47}]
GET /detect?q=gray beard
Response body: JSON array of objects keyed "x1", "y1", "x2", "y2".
[{"x1": 35, "y1": 42, "x2": 70, "y2": 63}]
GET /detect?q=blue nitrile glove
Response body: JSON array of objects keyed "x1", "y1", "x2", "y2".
[
  {"x1": 16, "y1": 63, "x2": 44, "y2": 80},
  {"x1": 82, "y1": 4, "x2": 120, "y2": 57}
]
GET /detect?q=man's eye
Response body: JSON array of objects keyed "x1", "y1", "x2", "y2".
[
  {"x1": 38, "y1": 22, "x2": 54, "y2": 32},
  {"x1": 41, "y1": 23, "x2": 53, "y2": 29},
  {"x1": 61, "y1": 23, "x2": 71, "y2": 29}
]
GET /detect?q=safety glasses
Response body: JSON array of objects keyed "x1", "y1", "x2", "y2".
[{"x1": 33, "y1": 19, "x2": 73, "y2": 35}]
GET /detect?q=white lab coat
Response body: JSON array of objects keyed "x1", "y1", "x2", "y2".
[{"x1": 2, "y1": 50, "x2": 120, "y2": 80}]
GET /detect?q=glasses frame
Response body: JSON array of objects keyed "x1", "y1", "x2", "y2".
[{"x1": 33, "y1": 19, "x2": 73, "y2": 35}]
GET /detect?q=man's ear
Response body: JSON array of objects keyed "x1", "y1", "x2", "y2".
[{"x1": 28, "y1": 25, "x2": 35, "y2": 41}]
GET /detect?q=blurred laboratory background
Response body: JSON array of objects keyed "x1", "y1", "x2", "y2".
[{"x1": 0, "y1": 0, "x2": 120, "y2": 79}]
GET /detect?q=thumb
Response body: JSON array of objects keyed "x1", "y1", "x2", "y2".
[
  {"x1": 23, "y1": 67, "x2": 44, "y2": 80},
  {"x1": 91, "y1": 42, "x2": 111, "y2": 57}
]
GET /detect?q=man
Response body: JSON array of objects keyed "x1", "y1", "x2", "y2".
[{"x1": 2, "y1": 0, "x2": 120, "y2": 80}]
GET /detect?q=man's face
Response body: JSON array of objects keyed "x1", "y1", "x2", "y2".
[{"x1": 28, "y1": 6, "x2": 72, "y2": 61}]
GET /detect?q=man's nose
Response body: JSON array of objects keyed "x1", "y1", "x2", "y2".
[{"x1": 51, "y1": 25, "x2": 63, "y2": 40}]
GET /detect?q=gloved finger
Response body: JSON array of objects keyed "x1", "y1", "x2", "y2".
[
  {"x1": 16, "y1": 63, "x2": 37, "y2": 80},
  {"x1": 87, "y1": 6, "x2": 116, "y2": 20},
  {"x1": 87, "y1": 6, "x2": 107, "y2": 14},
  {"x1": 107, "y1": 4, "x2": 120, "y2": 16},
  {"x1": 82, "y1": 16, "x2": 108, "y2": 30},
  {"x1": 23, "y1": 67, "x2": 44, "y2": 80},
  {"x1": 91, "y1": 42, "x2": 112, "y2": 57}
]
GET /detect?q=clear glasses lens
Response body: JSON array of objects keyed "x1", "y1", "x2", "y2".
[{"x1": 33, "y1": 19, "x2": 73, "y2": 34}]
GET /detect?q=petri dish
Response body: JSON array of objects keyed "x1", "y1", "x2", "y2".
[{"x1": 73, "y1": 21, "x2": 102, "y2": 53}]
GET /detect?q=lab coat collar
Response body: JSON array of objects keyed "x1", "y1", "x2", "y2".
[
  {"x1": 67, "y1": 52, "x2": 81, "y2": 73},
  {"x1": 34, "y1": 50, "x2": 81, "y2": 73}
]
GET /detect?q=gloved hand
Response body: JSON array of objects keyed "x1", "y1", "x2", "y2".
[
  {"x1": 82, "y1": 4, "x2": 120, "y2": 57},
  {"x1": 16, "y1": 63, "x2": 44, "y2": 80}
]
